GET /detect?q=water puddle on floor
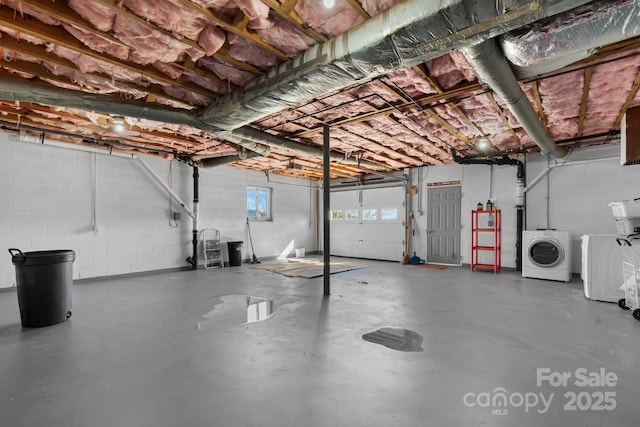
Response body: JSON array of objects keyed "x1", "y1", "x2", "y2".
[
  {"x1": 197, "y1": 295, "x2": 282, "y2": 331},
  {"x1": 362, "y1": 327, "x2": 424, "y2": 352}
]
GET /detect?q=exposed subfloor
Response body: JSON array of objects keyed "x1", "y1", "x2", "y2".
[{"x1": 1, "y1": 258, "x2": 639, "y2": 426}]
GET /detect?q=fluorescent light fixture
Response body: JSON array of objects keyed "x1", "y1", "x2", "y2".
[{"x1": 323, "y1": 0, "x2": 335, "y2": 8}]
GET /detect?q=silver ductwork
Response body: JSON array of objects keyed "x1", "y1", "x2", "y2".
[
  {"x1": 0, "y1": 78, "x2": 368, "y2": 167},
  {"x1": 462, "y1": 39, "x2": 567, "y2": 158},
  {"x1": 197, "y1": 150, "x2": 263, "y2": 168},
  {"x1": 0, "y1": 0, "x2": 601, "y2": 164},
  {"x1": 199, "y1": 0, "x2": 593, "y2": 130},
  {"x1": 502, "y1": 0, "x2": 640, "y2": 79},
  {"x1": 0, "y1": 77, "x2": 201, "y2": 128},
  {"x1": 228, "y1": 127, "x2": 382, "y2": 169}
]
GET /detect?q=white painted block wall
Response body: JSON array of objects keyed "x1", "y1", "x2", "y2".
[
  {"x1": 525, "y1": 144, "x2": 640, "y2": 273},
  {"x1": 0, "y1": 132, "x2": 316, "y2": 288}
]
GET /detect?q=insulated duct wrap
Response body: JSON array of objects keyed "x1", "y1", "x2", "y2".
[
  {"x1": 502, "y1": 0, "x2": 640, "y2": 78},
  {"x1": 200, "y1": 0, "x2": 593, "y2": 130},
  {"x1": 462, "y1": 39, "x2": 567, "y2": 158}
]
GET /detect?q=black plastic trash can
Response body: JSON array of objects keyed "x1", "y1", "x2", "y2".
[
  {"x1": 227, "y1": 241, "x2": 243, "y2": 266},
  {"x1": 9, "y1": 249, "x2": 75, "y2": 328}
]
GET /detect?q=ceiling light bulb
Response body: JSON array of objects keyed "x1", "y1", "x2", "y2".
[
  {"x1": 112, "y1": 116, "x2": 126, "y2": 133},
  {"x1": 478, "y1": 139, "x2": 489, "y2": 149},
  {"x1": 323, "y1": 0, "x2": 335, "y2": 8}
]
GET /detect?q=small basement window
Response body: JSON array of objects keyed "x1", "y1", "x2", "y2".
[
  {"x1": 331, "y1": 210, "x2": 344, "y2": 220},
  {"x1": 381, "y1": 208, "x2": 398, "y2": 220},
  {"x1": 345, "y1": 209, "x2": 359, "y2": 220},
  {"x1": 247, "y1": 186, "x2": 272, "y2": 220},
  {"x1": 362, "y1": 209, "x2": 378, "y2": 221}
]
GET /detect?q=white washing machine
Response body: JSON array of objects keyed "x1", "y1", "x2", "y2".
[{"x1": 522, "y1": 230, "x2": 572, "y2": 282}]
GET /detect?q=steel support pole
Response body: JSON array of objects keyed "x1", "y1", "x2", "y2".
[{"x1": 323, "y1": 125, "x2": 330, "y2": 296}]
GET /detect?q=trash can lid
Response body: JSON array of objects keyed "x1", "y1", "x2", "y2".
[{"x1": 9, "y1": 249, "x2": 75, "y2": 266}]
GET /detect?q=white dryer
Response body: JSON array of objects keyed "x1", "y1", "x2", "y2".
[{"x1": 522, "y1": 230, "x2": 572, "y2": 282}]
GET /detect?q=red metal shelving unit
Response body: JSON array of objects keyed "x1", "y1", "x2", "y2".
[{"x1": 471, "y1": 209, "x2": 501, "y2": 273}]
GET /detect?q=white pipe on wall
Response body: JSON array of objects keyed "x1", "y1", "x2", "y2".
[
  {"x1": 135, "y1": 158, "x2": 195, "y2": 220},
  {"x1": 17, "y1": 131, "x2": 135, "y2": 159},
  {"x1": 524, "y1": 155, "x2": 619, "y2": 193}
]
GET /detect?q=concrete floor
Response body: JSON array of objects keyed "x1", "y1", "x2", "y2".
[{"x1": 0, "y1": 258, "x2": 639, "y2": 426}]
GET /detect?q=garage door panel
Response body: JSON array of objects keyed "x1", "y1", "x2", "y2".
[{"x1": 330, "y1": 186, "x2": 405, "y2": 261}]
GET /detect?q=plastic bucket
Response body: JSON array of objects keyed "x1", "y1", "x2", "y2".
[
  {"x1": 295, "y1": 248, "x2": 305, "y2": 258},
  {"x1": 9, "y1": 249, "x2": 75, "y2": 328},
  {"x1": 226, "y1": 241, "x2": 243, "y2": 266}
]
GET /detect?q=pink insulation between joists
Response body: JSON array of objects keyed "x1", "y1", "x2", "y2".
[
  {"x1": 4, "y1": 0, "x2": 61, "y2": 26},
  {"x1": 62, "y1": 24, "x2": 131, "y2": 62},
  {"x1": 198, "y1": 26, "x2": 226, "y2": 56},
  {"x1": 183, "y1": 71, "x2": 229, "y2": 95},
  {"x1": 113, "y1": 15, "x2": 203, "y2": 64},
  {"x1": 68, "y1": 0, "x2": 115, "y2": 33},
  {"x1": 261, "y1": 109, "x2": 307, "y2": 126},
  {"x1": 406, "y1": 112, "x2": 466, "y2": 152},
  {"x1": 433, "y1": 104, "x2": 480, "y2": 138},
  {"x1": 254, "y1": 15, "x2": 315, "y2": 57},
  {"x1": 456, "y1": 94, "x2": 523, "y2": 150},
  {"x1": 366, "y1": 115, "x2": 442, "y2": 163},
  {"x1": 583, "y1": 55, "x2": 640, "y2": 135},
  {"x1": 227, "y1": 36, "x2": 279, "y2": 68},
  {"x1": 198, "y1": 57, "x2": 256, "y2": 86},
  {"x1": 122, "y1": 0, "x2": 226, "y2": 56},
  {"x1": 0, "y1": 25, "x2": 47, "y2": 46},
  {"x1": 390, "y1": 113, "x2": 449, "y2": 157},
  {"x1": 123, "y1": 0, "x2": 209, "y2": 40},
  {"x1": 361, "y1": 0, "x2": 404, "y2": 17},
  {"x1": 162, "y1": 86, "x2": 213, "y2": 106},
  {"x1": 153, "y1": 63, "x2": 183, "y2": 80},
  {"x1": 68, "y1": 0, "x2": 203, "y2": 64},
  {"x1": 349, "y1": 82, "x2": 405, "y2": 108},
  {"x1": 538, "y1": 70, "x2": 583, "y2": 140},
  {"x1": 458, "y1": 94, "x2": 504, "y2": 137},
  {"x1": 294, "y1": 0, "x2": 364, "y2": 37},
  {"x1": 47, "y1": 45, "x2": 146, "y2": 83},
  {"x1": 384, "y1": 69, "x2": 437, "y2": 98},
  {"x1": 191, "y1": 0, "x2": 270, "y2": 22},
  {"x1": 342, "y1": 122, "x2": 422, "y2": 165},
  {"x1": 425, "y1": 52, "x2": 475, "y2": 89}
]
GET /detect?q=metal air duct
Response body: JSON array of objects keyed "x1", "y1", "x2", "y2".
[
  {"x1": 462, "y1": 39, "x2": 567, "y2": 158},
  {"x1": 198, "y1": 0, "x2": 593, "y2": 130},
  {"x1": 502, "y1": 0, "x2": 640, "y2": 78}
]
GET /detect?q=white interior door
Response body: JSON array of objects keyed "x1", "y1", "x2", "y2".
[
  {"x1": 330, "y1": 186, "x2": 405, "y2": 261},
  {"x1": 427, "y1": 185, "x2": 461, "y2": 264}
]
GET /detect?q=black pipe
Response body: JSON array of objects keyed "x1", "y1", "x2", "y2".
[
  {"x1": 516, "y1": 206, "x2": 524, "y2": 271},
  {"x1": 186, "y1": 165, "x2": 199, "y2": 270},
  {"x1": 459, "y1": 130, "x2": 620, "y2": 160},
  {"x1": 451, "y1": 149, "x2": 526, "y2": 270}
]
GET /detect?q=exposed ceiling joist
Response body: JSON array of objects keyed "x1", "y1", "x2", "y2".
[
  {"x1": 577, "y1": 67, "x2": 593, "y2": 138},
  {"x1": 614, "y1": 70, "x2": 640, "y2": 129},
  {"x1": 174, "y1": 0, "x2": 288, "y2": 60}
]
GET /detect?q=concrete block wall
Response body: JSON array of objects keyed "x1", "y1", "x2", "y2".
[
  {"x1": 0, "y1": 132, "x2": 316, "y2": 288},
  {"x1": 525, "y1": 144, "x2": 640, "y2": 273},
  {"x1": 197, "y1": 167, "x2": 317, "y2": 263}
]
